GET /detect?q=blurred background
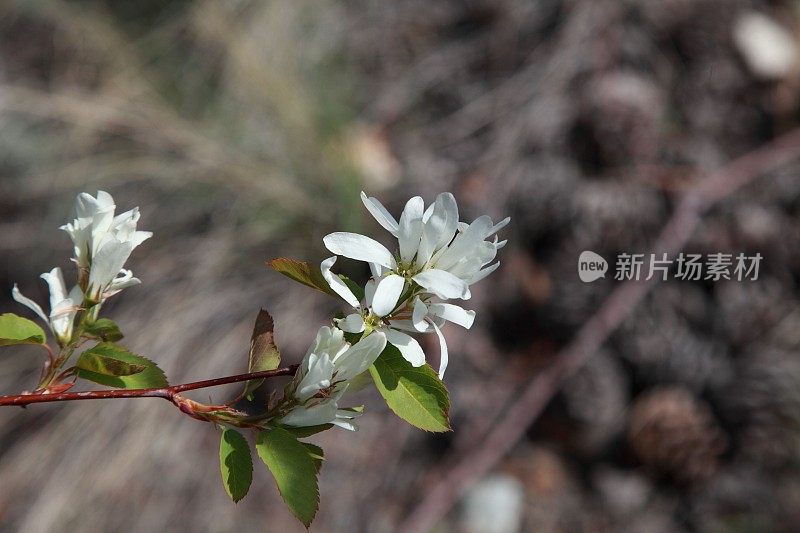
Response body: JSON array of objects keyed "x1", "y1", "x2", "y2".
[{"x1": 1, "y1": 0, "x2": 800, "y2": 531}]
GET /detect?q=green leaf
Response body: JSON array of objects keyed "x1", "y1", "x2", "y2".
[
  {"x1": 256, "y1": 427, "x2": 320, "y2": 527},
  {"x1": 75, "y1": 342, "x2": 168, "y2": 389},
  {"x1": 301, "y1": 442, "x2": 324, "y2": 473},
  {"x1": 369, "y1": 344, "x2": 451, "y2": 432},
  {"x1": 339, "y1": 275, "x2": 365, "y2": 301},
  {"x1": 268, "y1": 258, "x2": 338, "y2": 298},
  {"x1": 243, "y1": 309, "x2": 281, "y2": 396},
  {"x1": 219, "y1": 429, "x2": 253, "y2": 503},
  {"x1": 82, "y1": 318, "x2": 124, "y2": 342},
  {"x1": 280, "y1": 424, "x2": 333, "y2": 438},
  {"x1": 0, "y1": 313, "x2": 46, "y2": 346},
  {"x1": 75, "y1": 351, "x2": 146, "y2": 377}
]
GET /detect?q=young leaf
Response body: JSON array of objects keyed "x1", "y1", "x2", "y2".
[
  {"x1": 219, "y1": 428, "x2": 253, "y2": 503},
  {"x1": 369, "y1": 344, "x2": 451, "y2": 432},
  {"x1": 75, "y1": 342, "x2": 168, "y2": 389},
  {"x1": 268, "y1": 258, "x2": 338, "y2": 298},
  {"x1": 256, "y1": 427, "x2": 320, "y2": 527},
  {"x1": 0, "y1": 313, "x2": 46, "y2": 346},
  {"x1": 243, "y1": 309, "x2": 281, "y2": 396},
  {"x1": 301, "y1": 442, "x2": 325, "y2": 473},
  {"x1": 82, "y1": 318, "x2": 124, "y2": 342}
]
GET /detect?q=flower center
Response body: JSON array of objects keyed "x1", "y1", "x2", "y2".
[
  {"x1": 364, "y1": 312, "x2": 382, "y2": 329},
  {"x1": 394, "y1": 260, "x2": 421, "y2": 279}
]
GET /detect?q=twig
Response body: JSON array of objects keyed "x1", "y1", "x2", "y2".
[
  {"x1": 399, "y1": 127, "x2": 800, "y2": 532},
  {"x1": 0, "y1": 365, "x2": 298, "y2": 408}
]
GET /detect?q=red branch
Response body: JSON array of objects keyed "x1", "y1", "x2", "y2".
[
  {"x1": 0, "y1": 365, "x2": 298, "y2": 408},
  {"x1": 399, "y1": 127, "x2": 800, "y2": 531}
]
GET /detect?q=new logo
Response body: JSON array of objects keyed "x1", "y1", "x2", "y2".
[{"x1": 578, "y1": 250, "x2": 608, "y2": 282}]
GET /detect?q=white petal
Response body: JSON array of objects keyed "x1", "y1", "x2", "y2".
[
  {"x1": 331, "y1": 417, "x2": 359, "y2": 431},
  {"x1": 338, "y1": 313, "x2": 365, "y2": 333},
  {"x1": 130, "y1": 231, "x2": 153, "y2": 249},
  {"x1": 280, "y1": 400, "x2": 338, "y2": 427},
  {"x1": 11, "y1": 285, "x2": 49, "y2": 324},
  {"x1": 385, "y1": 319, "x2": 426, "y2": 333},
  {"x1": 412, "y1": 298, "x2": 429, "y2": 332},
  {"x1": 428, "y1": 303, "x2": 475, "y2": 329},
  {"x1": 384, "y1": 329, "x2": 426, "y2": 367},
  {"x1": 398, "y1": 196, "x2": 424, "y2": 262},
  {"x1": 296, "y1": 353, "x2": 335, "y2": 401},
  {"x1": 107, "y1": 274, "x2": 141, "y2": 293},
  {"x1": 88, "y1": 239, "x2": 133, "y2": 298},
  {"x1": 60, "y1": 219, "x2": 92, "y2": 267},
  {"x1": 76, "y1": 191, "x2": 114, "y2": 219},
  {"x1": 428, "y1": 193, "x2": 460, "y2": 250},
  {"x1": 371, "y1": 274, "x2": 405, "y2": 317},
  {"x1": 416, "y1": 225, "x2": 436, "y2": 267},
  {"x1": 95, "y1": 190, "x2": 115, "y2": 209},
  {"x1": 435, "y1": 215, "x2": 494, "y2": 271},
  {"x1": 412, "y1": 269, "x2": 470, "y2": 300},
  {"x1": 40, "y1": 267, "x2": 68, "y2": 312},
  {"x1": 364, "y1": 279, "x2": 377, "y2": 308},
  {"x1": 320, "y1": 256, "x2": 360, "y2": 307},
  {"x1": 486, "y1": 216, "x2": 511, "y2": 238},
  {"x1": 335, "y1": 331, "x2": 387, "y2": 381},
  {"x1": 422, "y1": 203, "x2": 435, "y2": 222},
  {"x1": 361, "y1": 191, "x2": 399, "y2": 235},
  {"x1": 469, "y1": 261, "x2": 501, "y2": 284},
  {"x1": 323, "y1": 232, "x2": 396, "y2": 269},
  {"x1": 368, "y1": 262, "x2": 384, "y2": 279},
  {"x1": 430, "y1": 321, "x2": 449, "y2": 379},
  {"x1": 49, "y1": 297, "x2": 78, "y2": 342}
]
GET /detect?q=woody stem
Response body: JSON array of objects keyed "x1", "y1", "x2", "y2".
[{"x1": 0, "y1": 365, "x2": 299, "y2": 407}]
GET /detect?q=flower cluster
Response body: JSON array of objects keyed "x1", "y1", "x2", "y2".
[
  {"x1": 281, "y1": 191, "x2": 509, "y2": 430},
  {"x1": 1, "y1": 188, "x2": 508, "y2": 525},
  {"x1": 12, "y1": 191, "x2": 151, "y2": 344},
  {"x1": 278, "y1": 326, "x2": 386, "y2": 430}
]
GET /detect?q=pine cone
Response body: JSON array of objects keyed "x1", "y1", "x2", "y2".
[
  {"x1": 628, "y1": 387, "x2": 727, "y2": 483},
  {"x1": 616, "y1": 286, "x2": 732, "y2": 392},
  {"x1": 717, "y1": 346, "x2": 800, "y2": 467},
  {"x1": 714, "y1": 278, "x2": 790, "y2": 348},
  {"x1": 561, "y1": 350, "x2": 628, "y2": 455}
]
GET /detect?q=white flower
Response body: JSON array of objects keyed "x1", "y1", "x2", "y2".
[
  {"x1": 60, "y1": 191, "x2": 152, "y2": 300},
  {"x1": 12, "y1": 267, "x2": 82, "y2": 344},
  {"x1": 323, "y1": 192, "x2": 509, "y2": 301},
  {"x1": 321, "y1": 256, "x2": 474, "y2": 377},
  {"x1": 299, "y1": 326, "x2": 387, "y2": 392},
  {"x1": 279, "y1": 326, "x2": 386, "y2": 430},
  {"x1": 278, "y1": 385, "x2": 361, "y2": 431}
]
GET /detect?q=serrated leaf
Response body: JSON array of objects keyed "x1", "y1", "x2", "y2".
[
  {"x1": 75, "y1": 342, "x2": 168, "y2": 389},
  {"x1": 82, "y1": 318, "x2": 124, "y2": 342},
  {"x1": 268, "y1": 258, "x2": 338, "y2": 297},
  {"x1": 301, "y1": 442, "x2": 324, "y2": 473},
  {"x1": 219, "y1": 428, "x2": 253, "y2": 503},
  {"x1": 256, "y1": 427, "x2": 320, "y2": 527},
  {"x1": 0, "y1": 313, "x2": 46, "y2": 346},
  {"x1": 243, "y1": 309, "x2": 281, "y2": 396},
  {"x1": 280, "y1": 424, "x2": 333, "y2": 438},
  {"x1": 75, "y1": 351, "x2": 145, "y2": 377},
  {"x1": 369, "y1": 344, "x2": 451, "y2": 432}
]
